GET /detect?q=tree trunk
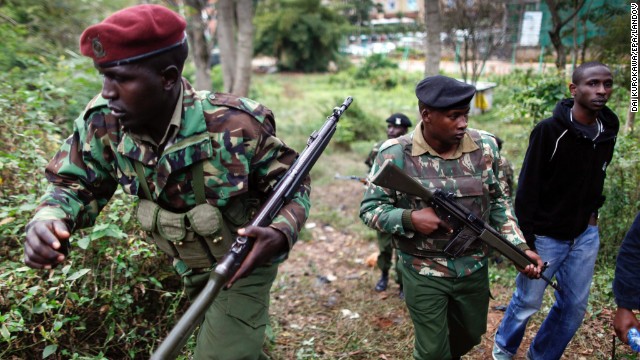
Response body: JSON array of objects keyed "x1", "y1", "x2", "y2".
[
  {"x1": 544, "y1": 0, "x2": 585, "y2": 73},
  {"x1": 626, "y1": 109, "x2": 636, "y2": 134},
  {"x1": 216, "y1": 0, "x2": 254, "y2": 97},
  {"x1": 233, "y1": 0, "x2": 253, "y2": 97},
  {"x1": 184, "y1": 0, "x2": 212, "y2": 91},
  {"x1": 423, "y1": 0, "x2": 442, "y2": 76}
]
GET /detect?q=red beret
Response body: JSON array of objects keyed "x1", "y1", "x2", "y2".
[{"x1": 79, "y1": 4, "x2": 186, "y2": 67}]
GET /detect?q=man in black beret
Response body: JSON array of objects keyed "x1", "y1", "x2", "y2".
[
  {"x1": 365, "y1": 113, "x2": 412, "y2": 297},
  {"x1": 360, "y1": 75, "x2": 542, "y2": 359}
]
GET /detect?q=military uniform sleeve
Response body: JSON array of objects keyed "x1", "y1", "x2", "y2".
[
  {"x1": 359, "y1": 143, "x2": 413, "y2": 236},
  {"x1": 484, "y1": 135, "x2": 528, "y2": 250},
  {"x1": 30, "y1": 112, "x2": 119, "y2": 231},
  {"x1": 250, "y1": 117, "x2": 310, "y2": 250}
]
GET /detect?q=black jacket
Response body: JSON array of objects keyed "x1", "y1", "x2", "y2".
[{"x1": 515, "y1": 98, "x2": 619, "y2": 248}]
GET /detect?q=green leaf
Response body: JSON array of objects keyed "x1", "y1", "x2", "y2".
[
  {"x1": 43, "y1": 344, "x2": 58, "y2": 358},
  {"x1": 0, "y1": 324, "x2": 10, "y2": 341},
  {"x1": 66, "y1": 268, "x2": 90, "y2": 282},
  {"x1": 77, "y1": 236, "x2": 91, "y2": 250}
]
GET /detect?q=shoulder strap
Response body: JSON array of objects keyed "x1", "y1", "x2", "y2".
[
  {"x1": 135, "y1": 161, "x2": 206, "y2": 205},
  {"x1": 134, "y1": 161, "x2": 153, "y2": 200}
]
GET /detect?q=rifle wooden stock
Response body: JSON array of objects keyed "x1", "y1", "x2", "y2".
[
  {"x1": 370, "y1": 159, "x2": 560, "y2": 292},
  {"x1": 151, "y1": 97, "x2": 353, "y2": 359}
]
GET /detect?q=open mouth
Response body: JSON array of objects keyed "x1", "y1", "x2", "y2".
[{"x1": 108, "y1": 106, "x2": 125, "y2": 118}]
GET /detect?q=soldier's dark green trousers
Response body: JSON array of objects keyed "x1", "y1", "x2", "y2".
[
  {"x1": 401, "y1": 262, "x2": 489, "y2": 360},
  {"x1": 376, "y1": 231, "x2": 402, "y2": 284},
  {"x1": 183, "y1": 263, "x2": 278, "y2": 360}
]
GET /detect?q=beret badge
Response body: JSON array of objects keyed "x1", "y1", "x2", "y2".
[{"x1": 92, "y1": 37, "x2": 106, "y2": 58}]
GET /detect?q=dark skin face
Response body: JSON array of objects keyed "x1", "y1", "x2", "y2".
[
  {"x1": 569, "y1": 65, "x2": 613, "y2": 125},
  {"x1": 421, "y1": 106, "x2": 470, "y2": 157},
  {"x1": 97, "y1": 62, "x2": 181, "y2": 143},
  {"x1": 387, "y1": 124, "x2": 409, "y2": 139}
]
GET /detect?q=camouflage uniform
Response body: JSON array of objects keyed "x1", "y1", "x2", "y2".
[
  {"x1": 32, "y1": 79, "x2": 311, "y2": 359},
  {"x1": 365, "y1": 140, "x2": 401, "y2": 288},
  {"x1": 360, "y1": 123, "x2": 527, "y2": 359}
]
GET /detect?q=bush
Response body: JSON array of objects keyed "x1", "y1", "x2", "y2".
[
  {"x1": 598, "y1": 133, "x2": 640, "y2": 263},
  {"x1": 492, "y1": 69, "x2": 568, "y2": 125}
]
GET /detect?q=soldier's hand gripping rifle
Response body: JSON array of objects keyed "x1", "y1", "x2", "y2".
[
  {"x1": 151, "y1": 97, "x2": 354, "y2": 360},
  {"x1": 371, "y1": 159, "x2": 560, "y2": 292}
]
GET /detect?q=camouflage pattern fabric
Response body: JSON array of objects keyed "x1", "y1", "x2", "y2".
[
  {"x1": 501, "y1": 156, "x2": 515, "y2": 199},
  {"x1": 360, "y1": 123, "x2": 527, "y2": 278},
  {"x1": 32, "y1": 78, "x2": 310, "y2": 252},
  {"x1": 365, "y1": 140, "x2": 385, "y2": 169}
]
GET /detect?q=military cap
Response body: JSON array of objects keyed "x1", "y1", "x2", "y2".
[
  {"x1": 385, "y1": 113, "x2": 412, "y2": 127},
  {"x1": 415, "y1": 75, "x2": 476, "y2": 110},
  {"x1": 80, "y1": 4, "x2": 187, "y2": 68}
]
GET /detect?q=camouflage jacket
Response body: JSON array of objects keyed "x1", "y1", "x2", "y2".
[
  {"x1": 364, "y1": 140, "x2": 385, "y2": 170},
  {"x1": 360, "y1": 123, "x2": 527, "y2": 278},
  {"x1": 32, "y1": 78, "x2": 311, "y2": 251}
]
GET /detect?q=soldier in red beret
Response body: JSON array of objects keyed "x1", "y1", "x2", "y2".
[{"x1": 23, "y1": 4, "x2": 311, "y2": 359}]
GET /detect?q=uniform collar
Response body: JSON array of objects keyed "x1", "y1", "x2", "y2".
[
  {"x1": 128, "y1": 84, "x2": 184, "y2": 148},
  {"x1": 411, "y1": 122, "x2": 479, "y2": 159}
]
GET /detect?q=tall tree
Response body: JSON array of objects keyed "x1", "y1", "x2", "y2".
[
  {"x1": 254, "y1": 0, "x2": 347, "y2": 73},
  {"x1": 544, "y1": 0, "x2": 585, "y2": 72},
  {"x1": 442, "y1": 0, "x2": 507, "y2": 84},
  {"x1": 216, "y1": 0, "x2": 254, "y2": 96},
  {"x1": 183, "y1": 0, "x2": 212, "y2": 91},
  {"x1": 423, "y1": 0, "x2": 442, "y2": 76}
]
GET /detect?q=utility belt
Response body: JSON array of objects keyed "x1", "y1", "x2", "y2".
[
  {"x1": 134, "y1": 161, "x2": 258, "y2": 270},
  {"x1": 392, "y1": 233, "x2": 483, "y2": 258}
]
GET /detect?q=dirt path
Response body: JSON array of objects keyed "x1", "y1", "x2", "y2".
[{"x1": 267, "y1": 180, "x2": 629, "y2": 359}]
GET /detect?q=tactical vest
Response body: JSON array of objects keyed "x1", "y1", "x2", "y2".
[
  {"x1": 391, "y1": 130, "x2": 491, "y2": 258},
  {"x1": 135, "y1": 160, "x2": 260, "y2": 269},
  {"x1": 131, "y1": 91, "x2": 271, "y2": 269}
]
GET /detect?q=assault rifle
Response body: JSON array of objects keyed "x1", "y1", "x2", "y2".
[
  {"x1": 334, "y1": 173, "x2": 368, "y2": 184},
  {"x1": 371, "y1": 159, "x2": 560, "y2": 292},
  {"x1": 151, "y1": 97, "x2": 354, "y2": 359}
]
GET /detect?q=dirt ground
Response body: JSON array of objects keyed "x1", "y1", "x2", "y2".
[{"x1": 268, "y1": 180, "x2": 636, "y2": 359}]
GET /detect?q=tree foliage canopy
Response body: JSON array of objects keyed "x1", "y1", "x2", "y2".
[{"x1": 253, "y1": 0, "x2": 348, "y2": 72}]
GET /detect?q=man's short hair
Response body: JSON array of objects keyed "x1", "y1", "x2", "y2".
[{"x1": 572, "y1": 61, "x2": 609, "y2": 84}]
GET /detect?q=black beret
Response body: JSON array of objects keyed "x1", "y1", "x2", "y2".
[
  {"x1": 415, "y1": 75, "x2": 476, "y2": 110},
  {"x1": 385, "y1": 113, "x2": 412, "y2": 127}
]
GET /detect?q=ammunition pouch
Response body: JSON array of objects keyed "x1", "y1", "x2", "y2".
[
  {"x1": 137, "y1": 199, "x2": 234, "y2": 268},
  {"x1": 134, "y1": 160, "x2": 259, "y2": 269}
]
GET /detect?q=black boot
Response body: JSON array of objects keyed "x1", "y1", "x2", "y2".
[{"x1": 375, "y1": 272, "x2": 388, "y2": 292}]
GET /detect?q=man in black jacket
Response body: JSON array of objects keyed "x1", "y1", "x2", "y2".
[{"x1": 492, "y1": 61, "x2": 619, "y2": 360}]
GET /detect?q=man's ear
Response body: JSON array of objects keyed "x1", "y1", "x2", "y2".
[
  {"x1": 421, "y1": 108, "x2": 431, "y2": 123},
  {"x1": 161, "y1": 65, "x2": 180, "y2": 90},
  {"x1": 569, "y1": 83, "x2": 577, "y2": 97}
]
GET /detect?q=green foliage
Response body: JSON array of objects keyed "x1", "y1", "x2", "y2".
[
  {"x1": 354, "y1": 54, "x2": 397, "y2": 79},
  {"x1": 598, "y1": 133, "x2": 640, "y2": 263},
  {"x1": 254, "y1": 0, "x2": 349, "y2": 72},
  {"x1": 492, "y1": 69, "x2": 568, "y2": 125},
  {"x1": 331, "y1": 97, "x2": 384, "y2": 149}
]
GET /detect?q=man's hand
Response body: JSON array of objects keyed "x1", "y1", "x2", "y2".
[
  {"x1": 614, "y1": 307, "x2": 640, "y2": 343},
  {"x1": 226, "y1": 226, "x2": 288, "y2": 288},
  {"x1": 411, "y1": 207, "x2": 450, "y2": 235},
  {"x1": 517, "y1": 249, "x2": 543, "y2": 279},
  {"x1": 24, "y1": 220, "x2": 70, "y2": 269}
]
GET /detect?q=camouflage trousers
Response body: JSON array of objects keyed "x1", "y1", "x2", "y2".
[
  {"x1": 376, "y1": 231, "x2": 402, "y2": 285},
  {"x1": 401, "y1": 262, "x2": 489, "y2": 360},
  {"x1": 183, "y1": 263, "x2": 278, "y2": 360}
]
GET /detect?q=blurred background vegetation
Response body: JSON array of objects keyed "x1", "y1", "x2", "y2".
[{"x1": 0, "y1": 0, "x2": 636, "y2": 359}]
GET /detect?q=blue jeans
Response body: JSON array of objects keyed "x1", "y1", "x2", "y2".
[{"x1": 494, "y1": 225, "x2": 600, "y2": 360}]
